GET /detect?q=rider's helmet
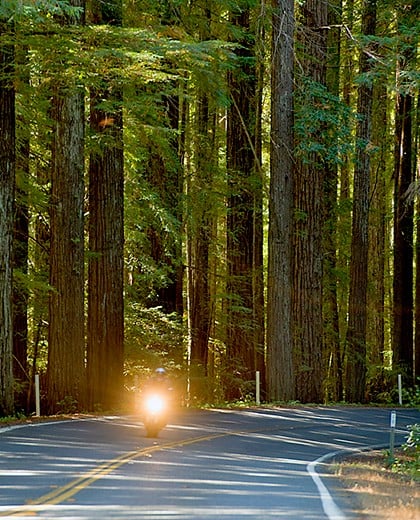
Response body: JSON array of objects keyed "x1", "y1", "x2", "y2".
[{"x1": 155, "y1": 367, "x2": 166, "y2": 378}]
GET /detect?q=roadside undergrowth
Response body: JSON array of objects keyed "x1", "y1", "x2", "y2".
[{"x1": 337, "y1": 424, "x2": 419, "y2": 519}]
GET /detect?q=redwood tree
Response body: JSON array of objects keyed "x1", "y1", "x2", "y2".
[
  {"x1": 47, "y1": 0, "x2": 86, "y2": 413},
  {"x1": 392, "y1": 0, "x2": 418, "y2": 386},
  {"x1": 226, "y1": 1, "x2": 264, "y2": 398},
  {"x1": 187, "y1": 7, "x2": 215, "y2": 397},
  {"x1": 87, "y1": 0, "x2": 124, "y2": 410},
  {"x1": 267, "y1": 0, "x2": 295, "y2": 402},
  {"x1": 13, "y1": 159, "x2": 29, "y2": 409},
  {"x1": 0, "y1": 15, "x2": 15, "y2": 416},
  {"x1": 345, "y1": 0, "x2": 377, "y2": 402},
  {"x1": 292, "y1": 0, "x2": 327, "y2": 403},
  {"x1": 188, "y1": 88, "x2": 213, "y2": 378}
]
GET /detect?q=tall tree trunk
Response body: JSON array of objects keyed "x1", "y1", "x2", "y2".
[
  {"x1": 159, "y1": 94, "x2": 183, "y2": 315},
  {"x1": 345, "y1": 0, "x2": 376, "y2": 403},
  {"x1": 187, "y1": 89, "x2": 214, "y2": 398},
  {"x1": 253, "y1": 7, "x2": 266, "y2": 397},
  {"x1": 187, "y1": 8, "x2": 216, "y2": 401},
  {"x1": 87, "y1": 0, "x2": 124, "y2": 411},
  {"x1": 47, "y1": 0, "x2": 86, "y2": 413},
  {"x1": 337, "y1": 0, "x2": 354, "y2": 390},
  {"x1": 0, "y1": 18, "x2": 15, "y2": 416},
  {"x1": 226, "y1": 3, "x2": 262, "y2": 398},
  {"x1": 415, "y1": 94, "x2": 420, "y2": 382},
  {"x1": 48, "y1": 90, "x2": 85, "y2": 412},
  {"x1": 293, "y1": 0, "x2": 327, "y2": 403},
  {"x1": 393, "y1": 94, "x2": 414, "y2": 385},
  {"x1": 324, "y1": 0, "x2": 342, "y2": 401},
  {"x1": 13, "y1": 45, "x2": 30, "y2": 410},
  {"x1": 267, "y1": 0, "x2": 295, "y2": 402},
  {"x1": 367, "y1": 83, "x2": 388, "y2": 383},
  {"x1": 13, "y1": 160, "x2": 29, "y2": 409},
  {"x1": 392, "y1": 0, "x2": 417, "y2": 386}
]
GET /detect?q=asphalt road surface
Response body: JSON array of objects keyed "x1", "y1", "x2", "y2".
[{"x1": 0, "y1": 406, "x2": 418, "y2": 519}]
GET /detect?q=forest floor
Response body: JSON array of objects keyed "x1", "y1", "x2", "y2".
[{"x1": 335, "y1": 449, "x2": 420, "y2": 519}]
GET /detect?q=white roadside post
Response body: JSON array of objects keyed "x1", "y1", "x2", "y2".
[
  {"x1": 256, "y1": 371, "x2": 260, "y2": 405},
  {"x1": 398, "y1": 374, "x2": 403, "y2": 405},
  {"x1": 389, "y1": 410, "x2": 397, "y2": 463},
  {"x1": 35, "y1": 374, "x2": 41, "y2": 417}
]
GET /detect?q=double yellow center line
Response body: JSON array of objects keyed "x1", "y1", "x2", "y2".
[{"x1": 1, "y1": 432, "x2": 227, "y2": 517}]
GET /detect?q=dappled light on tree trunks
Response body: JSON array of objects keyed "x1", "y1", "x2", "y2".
[
  {"x1": 292, "y1": 0, "x2": 327, "y2": 403},
  {"x1": 345, "y1": 0, "x2": 377, "y2": 404},
  {"x1": 0, "y1": 16, "x2": 15, "y2": 416}
]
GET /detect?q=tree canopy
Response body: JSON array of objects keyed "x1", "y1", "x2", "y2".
[{"x1": 0, "y1": 0, "x2": 419, "y2": 415}]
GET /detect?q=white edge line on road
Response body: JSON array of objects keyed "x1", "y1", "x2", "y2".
[
  {"x1": 307, "y1": 450, "x2": 348, "y2": 520},
  {"x1": 307, "y1": 443, "x2": 388, "y2": 520}
]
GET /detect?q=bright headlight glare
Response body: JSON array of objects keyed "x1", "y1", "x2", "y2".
[{"x1": 145, "y1": 395, "x2": 165, "y2": 413}]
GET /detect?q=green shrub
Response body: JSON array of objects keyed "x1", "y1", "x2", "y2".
[
  {"x1": 392, "y1": 423, "x2": 420, "y2": 480},
  {"x1": 55, "y1": 396, "x2": 78, "y2": 414}
]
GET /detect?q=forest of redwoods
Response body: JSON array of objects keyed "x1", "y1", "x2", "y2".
[{"x1": 0, "y1": 0, "x2": 419, "y2": 416}]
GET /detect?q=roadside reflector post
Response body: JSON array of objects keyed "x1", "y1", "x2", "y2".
[
  {"x1": 398, "y1": 374, "x2": 403, "y2": 405},
  {"x1": 256, "y1": 371, "x2": 260, "y2": 405},
  {"x1": 35, "y1": 374, "x2": 41, "y2": 417},
  {"x1": 389, "y1": 410, "x2": 397, "y2": 464}
]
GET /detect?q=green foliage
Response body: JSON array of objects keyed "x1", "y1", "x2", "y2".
[
  {"x1": 405, "y1": 424, "x2": 420, "y2": 452},
  {"x1": 351, "y1": 5, "x2": 420, "y2": 96},
  {"x1": 124, "y1": 166, "x2": 183, "y2": 305},
  {"x1": 55, "y1": 396, "x2": 79, "y2": 414},
  {"x1": 401, "y1": 380, "x2": 420, "y2": 407},
  {"x1": 391, "y1": 424, "x2": 420, "y2": 480},
  {"x1": 0, "y1": 0, "x2": 83, "y2": 22},
  {"x1": 294, "y1": 77, "x2": 355, "y2": 166},
  {"x1": 124, "y1": 304, "x2": 187, "y2": 384},
  {"x1": 0, "y1": 411, "x2": 27, "y2": 423},
  {"x1": 13, "y1": 269, "x2": 51, "y2": 296}
]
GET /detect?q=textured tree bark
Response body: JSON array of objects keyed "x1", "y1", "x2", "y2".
[
  {"x1": 392, "y1": 0, "x2": 417, "y2": 386},
  {"x1": 188, "y1": 88, "x2": 212, "y2": 385},
  {"x1": 0, "y1": 20, "x2": 15, "y2": 416},
  {"x1": 345, "y1": 0, "x2": 377, "y2": 403},
  {"x1": 48, "y1": 85, "x2": 85, "y2": 413},
  {"x1": 292, "y1": 0, "x2": 327, "y2": 403},
  {"x1": 267, "y1": 0, "x2": 295, "y2": 402},
  {"x1": 323, "y1": 0, "x2": 343, "y2": 401},
  {"x1": 226, "y1": 5, "x2": 264, "y2": 398},
  {"x1": 87, "y1": 0, "x2": 124, "y2": 411}
]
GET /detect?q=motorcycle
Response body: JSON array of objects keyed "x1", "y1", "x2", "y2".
[{"x1": 141, "y1": 391, "x2": 169, "y2": 438}]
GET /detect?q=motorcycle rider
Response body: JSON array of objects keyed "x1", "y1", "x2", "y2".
[
  {"x1": 141, "y1": 367, "x2": 173, "y2": 437},
  {"x1": 143, "y1": 367, "x2": 174, "y2": 403},
  {"x1": 148, "y1": 367, "x2": 169, "y2": 389}
]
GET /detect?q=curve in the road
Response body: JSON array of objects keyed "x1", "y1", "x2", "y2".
[
  {"x1": 0, "y1": 420, "x2": 352, "y2": 519},
  {"x1": 2, "y1": 411, "x2": 413, "y2": 520}
]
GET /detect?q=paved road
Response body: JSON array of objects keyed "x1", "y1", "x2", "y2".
[{"x1": 0, "y1": 407, "x2": 418, "y2": 519}]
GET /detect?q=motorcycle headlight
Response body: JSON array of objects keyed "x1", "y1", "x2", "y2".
[{"x1": 145, "y1": 395, "x2": 165, "y2": 413}]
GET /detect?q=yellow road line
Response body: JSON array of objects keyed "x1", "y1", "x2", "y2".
[{"x1": 0, "y1": 432, "x2": 227, "y2": 517}]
